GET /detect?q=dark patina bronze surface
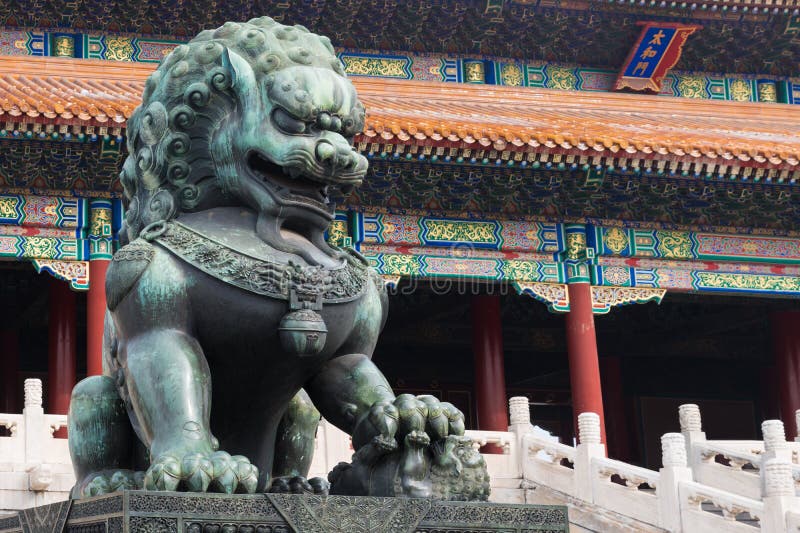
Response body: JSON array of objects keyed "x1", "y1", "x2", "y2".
[{"x1": 66, "y1": 17, "x2": 489, "y2": 501}]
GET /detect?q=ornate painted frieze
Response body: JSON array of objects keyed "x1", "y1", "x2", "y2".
[
  {"x1": 694, "y1": 234, "x2": 800, "y2": 263},
  {"x1": 692, "y1": 272, "x2": 800, "y2": 295},
  {"x1": 0, "y1": 25, "x2": 791, "y2": 102},
  {"x1": 0, "y1": 194, "x2": 87, "y2": 233},
  {"x1": 31, "y1": 259, "x2": 89, "y2": 290},
  {"x1": 593, "y1": 262, "x2": 800, "y2": 296},
  {"x1": 0, "y1": 235, "x2": 87, "y2": 261},
  {"x1": 0, "y1": 194, "x2": 91, "y2": 261},
  {"x1": 356, "y1": 212, "x2": 560, "y2": 253},
  {"x1": 592, "y1": 226, "x2": 800, "y2": 264},
  {"x1": 0, "y1": 193, "x2": 121, "y2": 291},
  {"x1": 336, "y1": 208, "x2": 800, "y2": 301},
  {"x1": 513, "y1": 281, "x2": 570, "y2": 313},
  {"x1": 590, "y1": 286, "x2": 666, "y2": 314},
  {"x1": 362, "y1": 247, "x2": 564, "y2": 284},
  {"x1": 340, "y1": 53, "x2": 413, "y2": 79}
]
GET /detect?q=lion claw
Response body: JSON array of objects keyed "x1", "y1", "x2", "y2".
[
  {"x1": 144, "y1": 450, "x2": 258, "y2": 494},
  {"x1": 372, "y1": 434, "x2": 399, "y2": 453},
  {"x1": 406, "y1": 430, "x2": 431, "y2": 447},
  {"x1": 74, "y1": 469, "x2": 143, "y2": 498},
  {"x1": 268, "y1": 475, "x2": 329, "y2": 495}
]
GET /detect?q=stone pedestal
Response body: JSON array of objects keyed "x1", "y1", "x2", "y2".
[{"x1": 0, "y1": 492, "x2": 568, "y2": 533}]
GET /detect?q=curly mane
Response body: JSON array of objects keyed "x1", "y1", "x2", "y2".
[{"x1": 120, "y1": 17, "x2": 346, "y2": 243}]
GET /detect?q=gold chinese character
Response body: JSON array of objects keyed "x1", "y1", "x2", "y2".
[
  {"x1": 640, "y1": 46, "x2": 658, "y2": 59},
  {"x1": 648, "y1": 30, "x2": 666, "y2": 45},
  {"x1": 632, "y1": 61, "x2": 650, "y2": 75}
]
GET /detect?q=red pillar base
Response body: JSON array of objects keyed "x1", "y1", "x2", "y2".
[
  {"x1": 48, "y1": 279, "x2": 76, "y2": 438},
  {"x1": 565, "y1": 283, "x2": 606, "y2": 444},
  {"x1": 471, "y1": 294, "x2": 509, "y2": 453}
]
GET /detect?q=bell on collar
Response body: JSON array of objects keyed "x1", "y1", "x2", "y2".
[{"x1": 278, "y1": 308, "x2": 328, "y2": 356}]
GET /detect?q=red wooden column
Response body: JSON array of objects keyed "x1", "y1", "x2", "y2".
[
  {"x1": 86, "y1": 260, "x2": 109, "y2": 376},
  {"x1": 772, "y1": 311, "x2": 800, "y2": 438},
  {"x1": 600, "y1": 356, "x2": 630, "y2": 460},
  {"x1": 565, "y1": 283, "x2": 606, "y2": 443},
  {"x1": 471, "y1": 294, "x2": 508, "y2": 453},
  {"x1": 87, "y1": 198, "x2": 114, "y2": 376},
  {"x1": 48, "y1": 278, "x2": 76, "y2": 437},
  {"x1": 1, "y1": 329, "x2": 20, "y2": 413}
]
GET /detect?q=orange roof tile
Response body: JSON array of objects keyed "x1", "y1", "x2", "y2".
[{"x1": 0, "y1": 56, "x2": 799, "y2": 168}]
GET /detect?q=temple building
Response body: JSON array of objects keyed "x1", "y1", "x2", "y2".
[{"x1": 0, "y1": 0, "x2": 799, "y2": 477}]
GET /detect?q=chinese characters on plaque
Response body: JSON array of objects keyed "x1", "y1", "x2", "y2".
[{"x1": 615, "y1": 23, "x2": 700, "y2": 93}]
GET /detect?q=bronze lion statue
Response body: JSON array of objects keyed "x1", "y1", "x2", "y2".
[{"x1": 67, "y1": 18, "x2": 489, "y2": 501}]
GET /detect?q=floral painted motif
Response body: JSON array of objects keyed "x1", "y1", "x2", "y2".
[{"x1": 602, "y1": 266, "x2": 631, "y2": 286}]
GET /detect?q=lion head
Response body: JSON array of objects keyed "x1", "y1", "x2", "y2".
[{"x1": 120, "y1": 17, "x2": 367, "y2": 255}]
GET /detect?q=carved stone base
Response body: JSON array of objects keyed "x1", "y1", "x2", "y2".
[{"x1": 0, "y1": 491, "x2": 568, "y2": 533}]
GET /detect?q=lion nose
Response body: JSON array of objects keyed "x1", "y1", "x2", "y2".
[{"x1": 315, "y1": 140, "x2": 356, "y2": 172}]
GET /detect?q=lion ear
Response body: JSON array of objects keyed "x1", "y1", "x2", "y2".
[{"x1": 221, "y1": 48, "x2": 239, "y2": 89}]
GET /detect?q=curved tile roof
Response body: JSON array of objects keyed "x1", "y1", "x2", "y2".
[{"x1": 0, "y1": 57, "x2": 798, "y2": 168}]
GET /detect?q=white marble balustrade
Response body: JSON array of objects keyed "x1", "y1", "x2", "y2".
[{"x1": 5, "y1": 387, "x2": 800, "y2": 532}]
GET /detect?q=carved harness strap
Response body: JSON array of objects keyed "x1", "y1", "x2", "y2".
[
  {"x1": 136, "y1": 220, "x2": 373, "y2": 356},
  {"x1": 149, "y1": 220, "x2": 370, "y2": 306}
]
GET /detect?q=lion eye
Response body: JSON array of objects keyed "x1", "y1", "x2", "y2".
[{"x1": 272, "y1": 107, "x2": 307, "y2": 134}]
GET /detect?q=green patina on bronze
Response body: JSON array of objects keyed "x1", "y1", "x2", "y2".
[{"x1": 67, "y1": 17, "x2": 489, "y2": 502}]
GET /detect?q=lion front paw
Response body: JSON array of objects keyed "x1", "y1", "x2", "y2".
[
  {"x1": 267, "y1": 475, "x2": 329, "y2": 495},
  {"x1": 73, "y1": 469, "x2": 144, "y2": 499},
  {"x1": 144, "y1": 450, "x2": 258, "y2": 494}
]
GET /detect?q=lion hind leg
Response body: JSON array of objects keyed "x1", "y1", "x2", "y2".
[
  {"x1": 68, "y1": 375, "x2": 142, "y2": 498},
  {"x1": 270, "y1": 389, "x2": 329, "y2": 494}
]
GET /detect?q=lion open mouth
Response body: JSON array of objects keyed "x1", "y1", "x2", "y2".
[{"x1": 247, "y1": 151, "x2": 332, "y2": 207}]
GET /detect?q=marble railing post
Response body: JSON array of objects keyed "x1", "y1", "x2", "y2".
[
  {"x1": 574, "y1": 412, "x2": 605, "y2": 502},
  {"x1": 761, "y1": 419, "x2": 792, "y2": 498},
  {"x1": 22, "y1": 378, "x2": 44, "y2": 467},
  {"x1": 508, "y1": 396, "x2": 532, "y2": 477},
  {"x1": 658, "y1": 432, "x2": 692, "y2": 532},
  {"x1": 678, "y1": 404, "x2": 705, "y2": 468},
  {"x1": 761, "y1": 459, "x2": 799, "y2": 533}
]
